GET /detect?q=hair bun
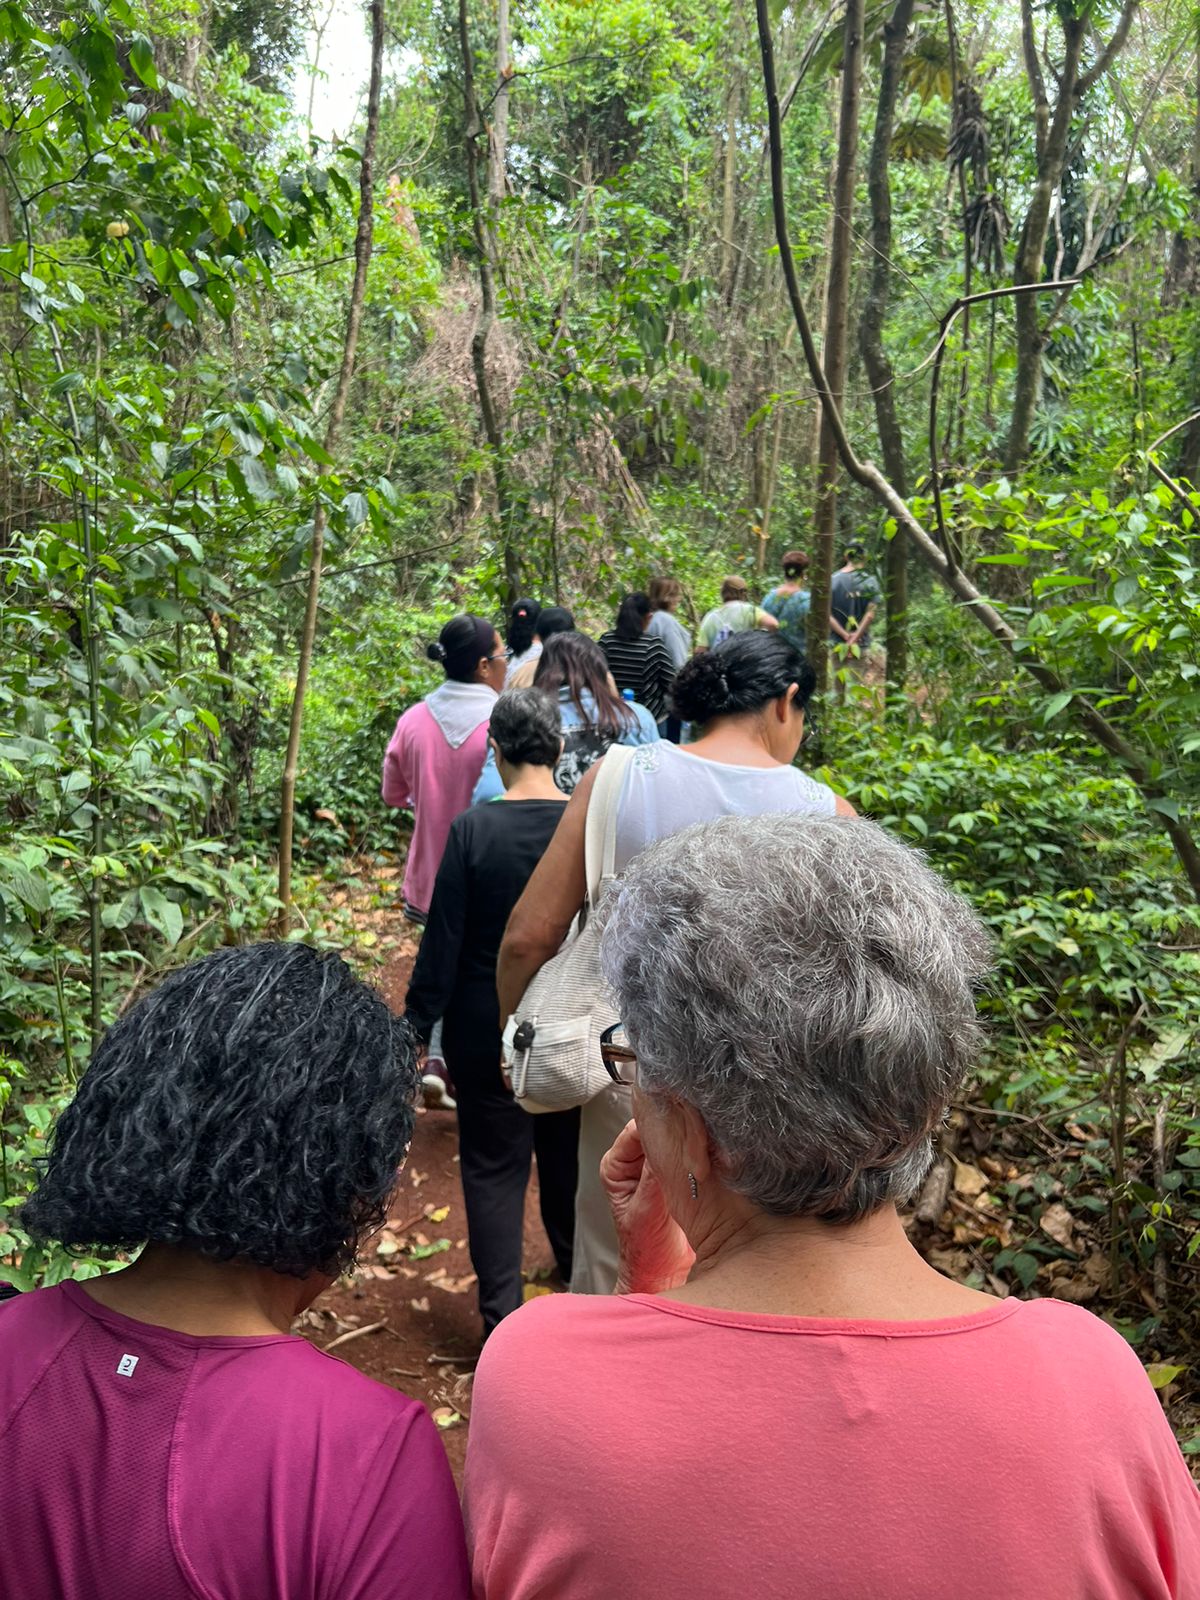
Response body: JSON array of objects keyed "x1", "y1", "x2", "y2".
[{"x1": 425, "y1": 640, "x2": 447, "y2": 663}]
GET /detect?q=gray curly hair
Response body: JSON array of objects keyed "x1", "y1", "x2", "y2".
[{"x1": 599, "y1": 814, "x2": 992, "y2": 1223}]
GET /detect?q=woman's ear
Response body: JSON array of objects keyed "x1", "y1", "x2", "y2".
[{"x1": 777, "y1": 682, "x2": 801, "y2": 722}]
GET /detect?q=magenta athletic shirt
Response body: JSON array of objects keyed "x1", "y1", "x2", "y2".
[
  {"x1": 1, "y1": 1281, "x2": 469, "y2": 1600},
  {"x1": 464, "y1": 1291, "x2": 1200, "y2": 1600},
  {"x1": 381, "y1": 703, "x2": 490, "y2": 917}
]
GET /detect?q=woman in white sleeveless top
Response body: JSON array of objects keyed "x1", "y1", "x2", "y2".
[{"x1": 498, "y1": 632, "x2": 855, "y2": 1293}]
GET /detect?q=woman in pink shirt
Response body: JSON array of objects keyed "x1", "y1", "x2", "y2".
[
  {"x1": 465, "y1": 815, "x2": 1200, "y2": 1600},
  {"x1": 382, "y1": 613, "x2": 507, "y2": 923},
  {"x1": 4, "y1": 941, "x2": 469, "y2": 1600}
]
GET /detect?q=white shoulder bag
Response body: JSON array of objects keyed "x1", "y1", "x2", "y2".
[{"x1": 502, "y1": 743, "x2": 634, "y2": 1114}]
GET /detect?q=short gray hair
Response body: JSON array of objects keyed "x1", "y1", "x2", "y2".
[
  {"x1": 488, "y1": 688, "x2": 561, "y2": 768},
  {"x1": 599, "y1": 814, "x2": 992, "y2": 1223}
]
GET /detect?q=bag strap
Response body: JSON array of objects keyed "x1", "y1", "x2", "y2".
[{"x1": 583, "y1": 743, "x2": 635, "y2": 912}]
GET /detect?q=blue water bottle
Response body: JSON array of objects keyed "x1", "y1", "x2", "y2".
[{"x1": 621, "y1": 689, "x2": 635, "y2": 703}]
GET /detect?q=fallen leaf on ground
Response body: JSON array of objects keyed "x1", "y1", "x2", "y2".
[
  {"x1": 375, "y1": 1231, "x2": 401, "y2": 1257},
  {"x1": 522, "y1": 1283, "x2": 554, "y2": 1301},
  {"x1": 432, "y1": 1407, "x2": 463, "y2": 1429},
  {"x1": 1039, "y1": 1202, "x2": 1077, "y2": 1251},
  {"x1": 951, "y1": 1159, "x2": 989, "y2": 1197},
  {"x1": 427, "y1": 1270, "x2": 477, "y2": 1294},
  {"x1": 409, "y1": 1237, "x2": 451, "y2": 1260},
  {"x1": 1145, "y1": 1362, "x2": 1186, "y2": 1390},
  {"x1": 410, "y1": 1297, "x2": 430, "y2": 1313},
  {"x1": 428, "y1": 1205, "x2": 451, "y2": 1223}
]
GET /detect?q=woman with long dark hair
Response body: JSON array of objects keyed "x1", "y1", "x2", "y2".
[
  {"x1": 505, "y1": 597, "x2": 541, "y2": 679},
  {"x1": 505, "y1": 605, "x2": 576, "y2": 689},
  {"x1": 5, "y1": 942, "x2": 470, "y2": 1600},
  {"x1": 598, "y1": 593, "x2": 675, "y2": 721},
  {"x1": 473, "y1": 633, "x2": 658, "y2": 803}
]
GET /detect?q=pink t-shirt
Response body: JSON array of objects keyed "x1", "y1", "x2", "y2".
[
  {"x1": 2, "y1": 1281, "x2": 470, "y2": 1600},
  {"x1": 382, "y1": 703, "x2": 490, "y2": 917},
  {"x1": 464, "y1": 1291, "x2": 1200, "y2": 1600}
]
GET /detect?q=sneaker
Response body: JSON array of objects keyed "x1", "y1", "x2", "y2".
[{"x1": 421, "y1": 1071, "x2": 457, "y2": 1111}]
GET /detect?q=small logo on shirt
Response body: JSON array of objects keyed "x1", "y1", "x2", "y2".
[{"x1": 116, "y1": 1353, "x2": 139, "y2": 1377}]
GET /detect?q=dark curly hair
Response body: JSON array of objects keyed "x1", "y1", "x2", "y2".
[
  {"x1": 21, "y1": 942, "x2": 417, "y2": 1278},
  {"x1": 671, "y1": 631, "x2": 816, "y2": 725}
]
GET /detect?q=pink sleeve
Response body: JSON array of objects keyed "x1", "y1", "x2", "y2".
[
  {"x1": 382, "y1": 714, "x2": 414, "y2": 809},
  {"x1": 334, "y1": 1406, "x2": 470, "y2": 1600}
]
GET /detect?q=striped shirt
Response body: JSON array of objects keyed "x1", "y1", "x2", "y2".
[{"x1": 597, "y1": 631, "x2": 676, "y2": 721}]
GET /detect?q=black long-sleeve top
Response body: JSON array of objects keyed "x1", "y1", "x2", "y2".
[{"x1": 405, "y1": 798, "x2": 568, "y2": 1051}]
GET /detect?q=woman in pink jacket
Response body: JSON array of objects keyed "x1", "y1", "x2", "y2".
[{"x1": 382, "y1": 614, "x2": 506, "y2": 923}]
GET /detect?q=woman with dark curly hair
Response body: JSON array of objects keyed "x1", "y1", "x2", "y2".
[{"x1": 3, "y1": 941, "x2": 470, "y2": 1600}]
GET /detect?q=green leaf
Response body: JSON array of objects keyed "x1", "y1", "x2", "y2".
[
  {"x1": 1144, "y1": 1362, "x2": 1186, "y2": 1390},
  {"x1": 129, "y1": 34, "x2": 159, "y2": 89},
  {"x1": 0, "y1": 861, "x2": 51, "y2": 915},
  {"x1": 343, "y1": 491, "x2": 369, "y2": 528},
  {"x1": 1042, "y1": 691, "x2": 1072, "y2": 723},
  {"x1": 408, "y1": 1237, "x2": 451, "y2": 1261},
  {"x1": 1146, "y1": 796, "x2": 1181, "y2": 823},
  {"x1": 139, "y1": 886, "x2": 183, "y2": 946},
  {"x1": 48, "y1": 372, "x2": 84, "y2": 397},
  {"x1": 237, "y1": 455, "x2": 271, "y2": 497}
]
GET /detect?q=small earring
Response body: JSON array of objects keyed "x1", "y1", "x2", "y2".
[{"x1": 688, "y1": 1172, "x2": 699, "y2": 1201}]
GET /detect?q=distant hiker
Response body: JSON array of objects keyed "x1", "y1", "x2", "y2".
[
  {"x1": 382, "y1": 614, "x2": 505, "y2": 924},
  {"x1": 506, "y1": 605, "x2": 576, "y2": 688},
  {"x1": 473, "y1": 633, "x2": 658, "y2": 804},
  {"x1": 646, "y1": 575, "x2": 692, "y2": 742},
  {"x1": 7, "y1": 942, "x2": 470, "y2": 1600},
  {"x1": 497, "y1": 632, "x2": 853, "y2": 1299},
  {"x1": 407, "y1": 689, "x2": 581, "y2": 1341},
  {"x1": 468, "y1": 815, "x2": 1200, "y2": 1599},
  {"x1": 696, "y1": 574, "x2": 779, "y2": 650},
  {"x1": 762, "y1": 549, "x2": 811, "y2": 653},
  {"x1": 598, "y1": 593, "x2": 675, "y2": 723},
  {"x1": 828, "y1": 542, "x2": 883, "y2": 690},
  {"x1": 505, "y1": 597, "x2": 542, "y2": 681},
  {"x1": 646, "y1": 575, "x2": 692, "y2": 671}
]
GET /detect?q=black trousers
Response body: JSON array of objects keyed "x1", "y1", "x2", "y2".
[{"x1": 445, "y1": 1040, "x2": 580, "y2": 1336}]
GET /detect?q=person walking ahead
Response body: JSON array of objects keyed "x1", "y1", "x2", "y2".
[
  {"x1": 828, "y1": 542, "x2": 883, "y2": 681},
  {"x1": 406, "y1": 689, "x2": 580, "y2": 1339},
  {"x1": 598, "y1": 593, "x2": 675, "y2": 722},
  {"x1": 696, "y1": 574, "x2": 778, "y2": 649},
  {"x1": 762, "y1": 550, "x2": 810, "y2": 653},
  {"x1": 382, "y1": 614, "x2": 506, "y2": 923}
]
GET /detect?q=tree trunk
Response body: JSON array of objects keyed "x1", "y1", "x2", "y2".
[
  {"x1": 755, "y1": 0, "x2": 1200, "y2": 901},
  {"x1": 858, "y1": 0, "x2": 914, "y2": 699},
  {"x1": 1169, "y1": 23, "x2": 1200, "y2": 486},
  {"x1": 276, "y1": 0, "x2": 384, "y2": 928},
  {"x1": 720, "y1": 75, "x2": 738, "y2": 300},
  {"x1": 459, "y1": 0, "x2": 518, "y2": 602},
  {"x1": 1005, "y1": 0, "x2": 1140, "y2": 470},
  {"x1": 806, "y1": 0, "x2": 864, "y2": 690}
]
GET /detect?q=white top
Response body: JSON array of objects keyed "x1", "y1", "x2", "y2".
[
  {"x1": 506, "y1": 641, "x2": 543, "y2": 684},
  {"x1": 613, "y1": 742, "x2": 837, "y2": 873}
]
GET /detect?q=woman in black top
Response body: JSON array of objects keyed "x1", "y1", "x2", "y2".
[
  {"x1": 405, "y1": 688, "x2": 577, "y2": 1338},
  {"x1": 598, "y1": 591, "x2": 676, "y2": 721}
]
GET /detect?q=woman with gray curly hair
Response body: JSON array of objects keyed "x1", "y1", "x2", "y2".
[{"x1": 466, "y1": 815, "x2": 1200, "y2": 1599}]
